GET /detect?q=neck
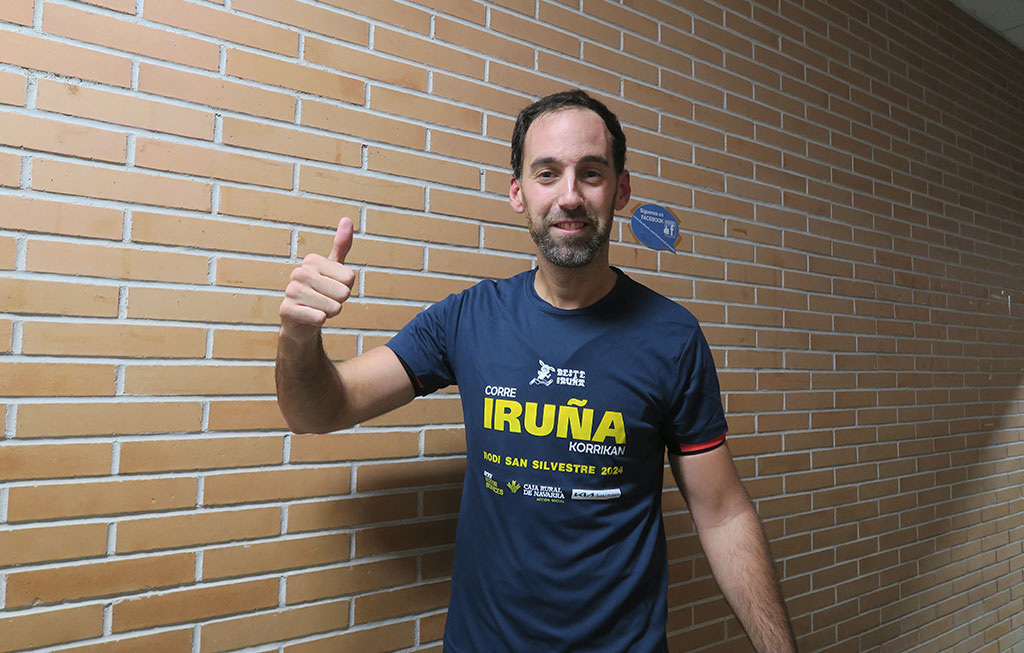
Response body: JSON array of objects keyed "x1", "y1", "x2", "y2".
[{"x1": 533, "y1": 250, "x2": 617, "y2": 310}]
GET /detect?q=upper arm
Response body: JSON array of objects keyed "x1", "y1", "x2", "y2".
[
  {"x1": 333, "y1": 345, "x2": 416, "y2": 429},
  {"x1": 669, "y1": 443, "x2": 752, "y2": 530}
]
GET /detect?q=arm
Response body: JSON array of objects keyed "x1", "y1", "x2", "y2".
[
  {"x1": 276, "y1": 217, "x2": 414, "y2": 434},
  {"x1": 670, "y1": 444, "x2": 797, "y2": 652}
]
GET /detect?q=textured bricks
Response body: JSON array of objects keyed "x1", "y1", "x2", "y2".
[
  {"x1": 116, "y1": 507, "x2": 282, "y2": 553},
  {"x1": 43, "y1": 2, "x2": 220, "y2": 70},
  {"x1": 27, "y1": 239, "x2": 209, "y2": 284},
  {"x1": 138, "y1": 63, "x2": 295, "y2": 122},
  {"x1": 0, "y1": 605, "x2": 104, "y2": 651},
  {"x1": 6, "y1": 552, "x2": 195, "y2": 607},
  {"x1": 203, "y1": 533, "x2": 351, "y2": 579},
  {"x1": 0, "y1": 111, "x2": 127, "y2": 163},
  {"x1": 285, "y1": 557, "x2": 417, "y2": 604},
  {"x1": 200, "y1": 600, "x2": 350, "y2": 652},
  {"x1": 112, "y1": 579, "x2": 278, "y2": 632},
  {"x1": 0, "y1": 1, "x2": 1020, "y2": 652},
  {"x1": 33, "y1": 158, "x2": 212, "y2": 211},
  {"x1": 16, "y1": 401, "x2": 203, "y2": 438},
  {"x1": 143, "y1": 0, "x2": 299, "y2": 56},
  {"x1": 8, "y1": 477, "x2": 196, "y2": 522}
]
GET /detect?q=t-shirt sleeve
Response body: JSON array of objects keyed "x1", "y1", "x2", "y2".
[
  {"x1": 385, "y1": 293, "x2": 459, "y2": 397},
  {"x1": 663, "y1": 328, "x2": 728, "y2": 455}
]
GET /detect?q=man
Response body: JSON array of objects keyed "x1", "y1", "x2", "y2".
[{"x1": 276, "y1": 90, "x2": 797, "y2": 652}]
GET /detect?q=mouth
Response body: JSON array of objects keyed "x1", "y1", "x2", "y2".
[{"x1": 550, "y1": 220, "x2": 593, "y2": 234}]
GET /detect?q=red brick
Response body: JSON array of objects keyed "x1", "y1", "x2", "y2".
[
  {"x1": 222, "y1": 117, "x2": 361, "y2": 167},
  {"x1": 353, "y1": 580, "x2": 451, "y2": 624},
  {"x1": 305, "y1": 37, "x2": 427, "y2": 91},
  {"x1": 126, "y1": 287, "x2": 280, "y2": 325},
  {"x1": 39, "y1": 78, "x2": 214, "y2": 139},
  {"x1": 0, "y1": 605, "x2": 104, "y2": 651},
  {"x1": 8, "y1": 477, "x2": 196, "y2": 522},
  {"x1": 0, "y1": 31, "x2": 131, "y2": 87},
  {"x1": 0, "y1": 362, "x2": 115, "y2": 397},
  {"x1": 0, "y1": 69, "x2": 26, "y2": 106},
  {"x1": 374, "y1": 26, "x2": 485, "y2": 79},
  {"x1": 219, "y1": 185, "x2": 359, "y2": 229},
  {"x1": 204, "y1": 467, "x2": 351, "y2": 505},
  {"x1": 17, "y1": 401, "x2": 202, "y2": 438},
  {"x1": 204, "y1": 533, "x2": 350, "y2": 580},
  {"x1": 226, "y1": 48, "x2": 363, "y2": 103},
  {"x1": 0, "y1": 442, "x2": 110, "y2": 481},
  {"x1": 283, "y1": 621, "x2": 415, "y2": 653},
  {"x1": 57, "y1": 630, "x2": 194, "y2": 653},
  {"x1": 435, "y1": 15, "x2": 533, "y2": 66},
  {"x1": 132, "y1": 211, "x2": 290, "y2": 255},
  {"x1": 120, "y1": 436, "x2": 283, "y2": 473},
  {"x1": 6, "y1": 553, "x2": 195, "y2": 607},
  {"x1": 26, "y1": 240, "x2": 209, "y2": 284},
  {"x1": 143, "y1": 0, "x2": 299, "y2": 56},
  {"x1": 299, "y1": 164, "x2": 425, "y2": 210},
  {"x1": 0, "y1": 111, "x2": 126, "y2": 163},
  {"x1": 44, "y1": 2, "x2": 220, "y2": 70},
  {"x1": 117, "y1": 507, "x2": 281, "y2": 553},
  {"x1": 138, "y1": 62, "x2": 294, "y2": 122},
  {"x1": 0, "y1": 523, "x2": 108, "y2": 566},
  {"x1": 200, "y1": 600, "x2": 350, "y2": 652},
  {"x1": 112, "y1": 579, "x2": 278, "y2": 632},
  {"x1": 33, "y1": 158, "x2": 212, "y2": 211},
  {"x1": 135, "y1": 136, "x2": 293, "y2": 188},
  {"x1": 0, "y1": 0, "x2": 33, "y2": 25},
  {"x1": 232, "y1": 0, "x2": 368, "y2": 45}
]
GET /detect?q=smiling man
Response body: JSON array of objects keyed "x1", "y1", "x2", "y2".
[{"x1": 276, "y1": 90, "x2": 797, "y2": 652}]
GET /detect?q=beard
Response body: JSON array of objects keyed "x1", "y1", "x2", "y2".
[{"x1": 527, "y1": 208, "x2": 613, "y2": 268}]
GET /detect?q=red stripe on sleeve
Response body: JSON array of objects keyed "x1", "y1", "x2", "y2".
[{"x1": 676, "y1": 431, "x2": 727, "y2": 455}]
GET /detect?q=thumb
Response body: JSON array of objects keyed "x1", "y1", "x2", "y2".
[{"x1": 327, "y1": 217, "x2": 353, "y2": 263}]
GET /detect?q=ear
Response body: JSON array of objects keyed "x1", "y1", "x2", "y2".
[
  {"x1": 509, "y1": 175, "x2": 525, "y2": 214},
  {"x1": 614, "y1": 170, "x2": 632, "y2": 211}
]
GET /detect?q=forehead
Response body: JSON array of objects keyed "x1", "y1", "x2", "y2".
[{"x1": 523, "y1": 108, "x2": 612, "y2": 163}]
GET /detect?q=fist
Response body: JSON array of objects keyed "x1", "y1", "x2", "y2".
[{"x1": 279, "y1": 217, "x2": 356, "y2": 342}]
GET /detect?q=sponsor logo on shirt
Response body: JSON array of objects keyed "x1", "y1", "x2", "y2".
[
  {"x1": 571, "y1": 488, "x2": 622, "y2": 501},
  {"x1": 528, "y1": 359, "x2": 586, "y2": 388},
  {"x1": 522, "y1": 483, "x2": 565, "y2": 502},
  {"x1": 528, "y1": 359, "x2": 555, "y2": 386}
]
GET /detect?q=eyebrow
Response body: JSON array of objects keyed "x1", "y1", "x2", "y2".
[{"x1": 528, "y1": 154, "x2": 611, "y2": 170}]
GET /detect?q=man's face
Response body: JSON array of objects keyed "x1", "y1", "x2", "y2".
[{"x1": 509, "y1": 108, "x2": 631, "y2": 268}]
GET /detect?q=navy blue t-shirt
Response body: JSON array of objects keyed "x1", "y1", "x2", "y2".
[{"x1": 387, "y1": 268, "x2": 727, "y2": 653}]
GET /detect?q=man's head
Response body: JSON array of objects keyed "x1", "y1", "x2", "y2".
[
  {"x1": 509, "y1": 90, "x2": 631, "y2": 269},
  {"x1": 510, "y1": 90, "x2": 627, "y2": 181}
]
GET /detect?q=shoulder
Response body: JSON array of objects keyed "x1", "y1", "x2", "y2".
[
  {"x1": 447, "y1": 269, "x2": 531, "y2": 303},
  {"x1": 617, "y1": 271, "x2": 701, "y2": 331},
  {"x1": 421, "y1": 269, "x2": 531, "y2": 319}
]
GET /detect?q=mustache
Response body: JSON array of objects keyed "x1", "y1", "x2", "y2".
[{"x1": 543, "y1": 209, "x2": 596, "y2": 226}]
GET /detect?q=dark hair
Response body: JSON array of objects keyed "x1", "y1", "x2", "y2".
[{"x1": 510, "y1": 89, "x2": 627, "y2": 179}]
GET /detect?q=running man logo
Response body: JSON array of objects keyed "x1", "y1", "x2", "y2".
[
  {"x1": 529, "y1": 359, "x2": 555, "y2": 386},
  {"x1": 483, "y1": 397, "x2": 626, "y2": 444}
]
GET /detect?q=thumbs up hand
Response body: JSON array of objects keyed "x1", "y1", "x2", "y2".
[{"x1": 279, "y1": 217, "x2": 357, "y2": 343}]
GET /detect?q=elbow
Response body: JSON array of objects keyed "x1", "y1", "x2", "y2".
[{"x1": 277, "y1": 397, "x2": 349, "y2": 434}]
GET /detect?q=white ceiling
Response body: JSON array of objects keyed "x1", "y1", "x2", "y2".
[{"x1": 949, "y1": 0, "x2": 1024, "y2": 51}]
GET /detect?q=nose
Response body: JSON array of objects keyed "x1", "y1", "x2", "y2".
[{"x1": 557, "y1": 171, "x2": 583, "y2": 211}]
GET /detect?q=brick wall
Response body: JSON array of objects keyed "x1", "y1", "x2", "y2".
[{"x1": 1, "y1": 0, "x2": 1022, "y2": 651}]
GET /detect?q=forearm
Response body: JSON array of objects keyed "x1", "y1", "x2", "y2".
[
  {"x1": 275, "y1": 330, "x2": 346, "y2": 434},
  {"x1": 697, "y1": 503, "x2": 796, "y2": 652}
]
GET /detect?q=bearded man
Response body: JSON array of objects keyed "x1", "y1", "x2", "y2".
[{"x1": 276, "y1": 89, "x2": 797, "y2": 652}]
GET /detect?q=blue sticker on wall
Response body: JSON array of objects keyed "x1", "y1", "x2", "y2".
[{"x1": 630, "y1": 204, "x2": 679, "y2": 252}]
